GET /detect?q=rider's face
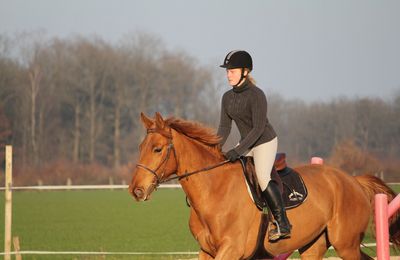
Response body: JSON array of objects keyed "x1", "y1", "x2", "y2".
[{"x1": 226, "y1": 68, "x2": 247, "y2": 86}]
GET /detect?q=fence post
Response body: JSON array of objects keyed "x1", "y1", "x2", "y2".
[
  {"x1": 13, "y1": 236, "x2": 21, "y2": 260},
  {"x1": 4, "y1": 145, "x2": 13, "y2": 260}
]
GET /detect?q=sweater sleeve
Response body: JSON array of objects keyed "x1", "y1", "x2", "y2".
[
  {"x1": 217, "y1": 94, "x2": 232, "y2": 147},
  {"x1": 234, "y1": 89, "x2": 267, "y2": 155}
]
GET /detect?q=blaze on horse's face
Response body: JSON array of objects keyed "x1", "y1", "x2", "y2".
[{"x1": 129, "y1": 112, "x2": 177, "y2": 201}]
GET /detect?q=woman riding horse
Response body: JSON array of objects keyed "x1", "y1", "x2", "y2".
[{"x1": 218, "y1": 50, "x2": 291, "y2": 240}]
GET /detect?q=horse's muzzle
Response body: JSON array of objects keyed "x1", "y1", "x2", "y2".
[
  {"x1": 133, "y1": 187, "x2": 145, "y2": 200},
  {"x1": 129, "y1": 184, "x2": 145, "y2": 201},
  {"x1": 129, "y1": 184, "x2": 156, "y2": 202}
]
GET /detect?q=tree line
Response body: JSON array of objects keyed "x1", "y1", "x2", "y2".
[
  {"x1": 0, "y1": 32, "x2": 399, "y2": 184},
  {"x1": 0, "y1": 32, "x2": 221, "y2": 171}
]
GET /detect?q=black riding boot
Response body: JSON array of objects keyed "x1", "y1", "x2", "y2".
[{"x1": 263, "y1": 181, "x2": 292, "y2": 241}]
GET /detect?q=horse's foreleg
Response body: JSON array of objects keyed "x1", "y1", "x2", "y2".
[
  {"x1": 199, "y1": 250, "x2": 214, "y2": 260},
  {"x1": 214, "y1": 242, "x2": 244, "y2": 260}
]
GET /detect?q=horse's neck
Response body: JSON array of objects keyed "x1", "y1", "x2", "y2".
[
  {"x1": 173, "y1": 130, "x2": 222, "y2": 174},
  {"x1": 172, "y1": 130, "x2": 232, "y2": 196},
  {"x1": 173, "y1": 133, "x2": 227, "y2": 185}
]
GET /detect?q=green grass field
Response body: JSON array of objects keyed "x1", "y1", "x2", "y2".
[
  {"x1": 0, "y1": 189, "x2": 197, "y2": 260},
  {"x1": 0, "y1": 185, "x2": 399, "y2": 259}
]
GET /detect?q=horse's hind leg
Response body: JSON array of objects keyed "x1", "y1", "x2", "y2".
[
  {"x1": 333, "y1": 245, "x2": 362, "y2": 260},
  {"x1": 327, "y1": 226, "x2": 362, "y2": 259},
  {"x1": 326, "y1": 195, "x2": 370, "y2": 259},
  {"x1": 327, "y1": 229, "x2": 363, "y2": 259},
  {"x1": 299, "y1": 232, "x2": 328, "y2": 260},
  {"x1": 327, "y1": 221, "x2": 368, "y2": 259}
]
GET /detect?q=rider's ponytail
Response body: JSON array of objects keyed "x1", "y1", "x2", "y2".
[{"x1": 245, "y1": 69, "x2": 256, "y2": 85}]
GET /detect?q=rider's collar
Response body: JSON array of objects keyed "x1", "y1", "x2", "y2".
[{"x1": 232, "y1": 78, "x2": 251, "y2": 93}]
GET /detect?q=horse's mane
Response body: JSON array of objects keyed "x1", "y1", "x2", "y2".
[{"x1": 165, "y1": 117, "x2": 223, "y2": 156}]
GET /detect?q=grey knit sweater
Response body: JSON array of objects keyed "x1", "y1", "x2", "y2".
[{"x1": 217, "y1": 79, "x2": 277, "y2": 155}]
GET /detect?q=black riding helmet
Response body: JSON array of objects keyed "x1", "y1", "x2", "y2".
[
  {"x1": 220, "y1": 50, "x2": 253, "y2": 86},
  {"x1": 220, "y1": 50, "x2": 253, "y2": 71}
]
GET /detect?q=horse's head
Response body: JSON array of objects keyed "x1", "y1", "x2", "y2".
[{"x1": 129, "y1": 112, "x2": 178, "y2": 201}]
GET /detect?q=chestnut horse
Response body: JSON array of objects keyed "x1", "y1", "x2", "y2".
[{"x1": 129, "y1": 112, "x2": 400, "y2": 260}]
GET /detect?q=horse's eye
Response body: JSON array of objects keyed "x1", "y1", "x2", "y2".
[{"x1": 153, "y1": 147, "x2": 162, "y2": 153}]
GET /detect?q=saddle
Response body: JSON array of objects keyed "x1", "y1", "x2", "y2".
[
  {"x1": 239, "y1": 153, "x2": 308, "y2": 260},
  {"x1": 239, "y1": 153, "x2": 308, "y2": 211}
]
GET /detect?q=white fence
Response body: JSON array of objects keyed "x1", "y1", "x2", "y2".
[{"x1": 0, "y1": 183, "x2": 181, "y2": 191}]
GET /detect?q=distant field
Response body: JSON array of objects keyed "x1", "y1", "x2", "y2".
[
  {"x1": 0, "y1": 189, "x2": 197, "y2": 260},
  {"x1": 390, "y1": 184, "x2": 400, "y2": 193},
  {"x1": 0, "y1": 184, "x2": 398, "y2": 259}
]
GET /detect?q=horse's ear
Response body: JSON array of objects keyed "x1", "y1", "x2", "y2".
[
  {"x1": 155, "y1": 112, "x2": 165, "y2": 129},
  {"x1": 140, "y1": 112, "x2": 153, "y2": 129}
]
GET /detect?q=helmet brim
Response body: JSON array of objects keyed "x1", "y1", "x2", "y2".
[{"x1": 219, "y1": 64, "x2": 240, "y2": 69}]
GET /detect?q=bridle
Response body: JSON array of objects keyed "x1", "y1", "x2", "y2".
[
  {"x1": 135, "y1": 128, "x2": 177, "y2": 187},
  {"x1": 135, "y1": 128, "x2": 230, "y2": 188}
]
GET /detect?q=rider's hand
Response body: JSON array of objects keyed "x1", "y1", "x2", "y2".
[{"x1": 225, "y1": 149, "x2": 240, "y2": 162}]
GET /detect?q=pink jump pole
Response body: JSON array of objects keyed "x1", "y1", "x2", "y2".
[
  {"x1": 311, "y1": 157, "x2": 323, "y2": 165},
  {"x1": 375, "y1": 194, "x2": 390, "y2": 260},
  {"x1": 274, "y1": 252, "x2": 293, "y2": 259},
  {"x1": 388, "y1": 193, "x2": 400, "y2": 218}
]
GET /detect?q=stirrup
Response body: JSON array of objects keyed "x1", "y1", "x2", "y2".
[{"x1": 268, "y1": 220, "x2": 291, "y2": 241}]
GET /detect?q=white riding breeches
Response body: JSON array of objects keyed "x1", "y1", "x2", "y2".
[{"x1": 245, "y1": 137, "x2": 278, "y2": 191}]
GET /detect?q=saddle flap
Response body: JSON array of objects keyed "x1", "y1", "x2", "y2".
[
  {"x1": 240, "y1": 156, "x2": 308, "y2": 211},
  {"x1": 279, "y1": 167, "x2": 308, "y2": 209}
]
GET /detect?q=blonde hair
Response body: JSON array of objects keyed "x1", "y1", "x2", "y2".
[{"x1": 245, "y1": 69, "x2": 256, "y2": 85}]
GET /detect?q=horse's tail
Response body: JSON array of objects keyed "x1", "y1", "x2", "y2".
[{"x1": 355, "y1": 174, "x2": 400, "y2": 249}]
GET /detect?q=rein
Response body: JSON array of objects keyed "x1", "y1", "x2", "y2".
[
  {"x1": 135, "y1": 128, "x2": 230, "y2": 187},
  {"x1": 163, "y1": 160, "x2": 230, "y2": 183}
]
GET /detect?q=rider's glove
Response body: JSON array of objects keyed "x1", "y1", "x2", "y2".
[{"x1": 225, "y1": 149, "x2": 240, "y2": 162}]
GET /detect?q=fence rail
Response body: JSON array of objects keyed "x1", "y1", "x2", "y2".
[
  {"x1": 0, "y1": 184, "x2": 181, "y2": 191},
  {"x1": 0, "y1": 243, "x2": 383, "y2": 256},
  {"x1": 1, "y1": 183, "x2": 398, "y2": 192},
  {"x1": 0, "y1": 250, "x2": 198, "y2": 256}
]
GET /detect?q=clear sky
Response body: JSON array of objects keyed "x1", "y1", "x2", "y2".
[{"x1": 1, "y1": 0, "x2": 399, "y2": 101}]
